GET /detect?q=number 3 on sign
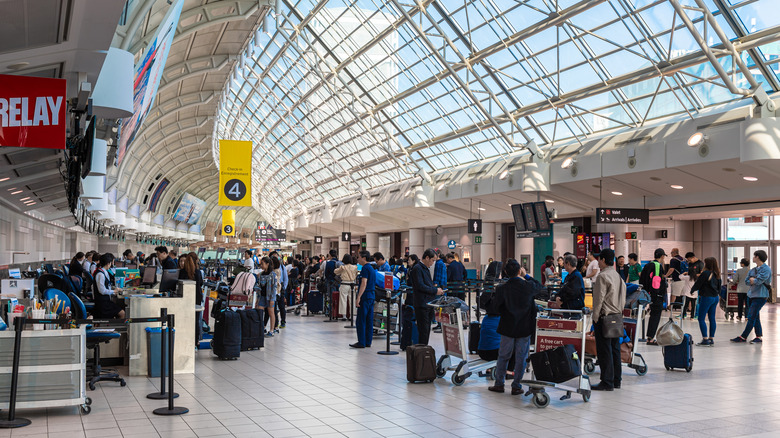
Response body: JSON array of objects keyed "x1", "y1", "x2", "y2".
[{"x1": 224, "y1": 179, "x2": 246, "y2": 202}]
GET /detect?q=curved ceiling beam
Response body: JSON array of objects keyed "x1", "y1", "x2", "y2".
[
  {"x1": 128, "y1": 0, "x2": 271, "y2": 55},
  {"x1": 157, "y1": 55, "x2": 232, "y2": 96}
]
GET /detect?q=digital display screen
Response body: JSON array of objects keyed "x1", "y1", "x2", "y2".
[
  {"x1": 511, "y1": 204, "x2": 526, "y2": 232},
  {"x1": 173, "y1": 192, "x2": 207, "y2": 224},
  {"x1": 523, "y1": 203, "x2": 538, "y2": 231},
  {"x1": 534, "y1": 202, "x2": 550, "y2": 231}
]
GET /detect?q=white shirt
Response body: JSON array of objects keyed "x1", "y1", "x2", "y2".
[{"x1": 586, "y1": 260, "x2": 600, "y2": 279}]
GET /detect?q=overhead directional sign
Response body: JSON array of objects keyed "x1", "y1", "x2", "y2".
[
  {"x1": 314, "y1": 236, "x2": 323, "y2": 244},
  {"x1": 596, "y1": 208, "x2": 649, "y2": 224},
  {"x1": 467, "y1": 219, "x2": 482, "y2": 234},
  {"x1": 218, "y1": 139, "x2": 252, "y2": 206},
  {"x1": 342, "y1": 232, "x2": 351, "y2": 242},
  {"x1": 221, "y1": 210, "x2": 235, "y2": 236},
  {"x1": 447, "y1": 240, "x2": 456, "y2": 249}
]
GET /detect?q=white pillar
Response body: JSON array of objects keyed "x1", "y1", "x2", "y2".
[
  {"x1": 365, "y1": 232, "x2": 379, "y2": 254},
  {"x1": 318, "y1": 238, "x2": 331, "y2": 256},
  {"x1": 477, "y1": 222, "x2": 496, "y2": 266},
  {"x1": 378, "y1": 235, "x2": 391, "y2": 258},
  {"x1": 338, "y1": 239, "x2": 349, "y2": 260},
  {"x1": 409, "y1": 228, "x2": 425, "y2": 258}
]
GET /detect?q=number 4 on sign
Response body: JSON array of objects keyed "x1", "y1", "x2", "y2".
[{"x1": 229, "y1": 183, "x2": 241, "y2": 199}]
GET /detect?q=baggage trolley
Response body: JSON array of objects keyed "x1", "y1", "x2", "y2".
[
  {"x1": 518, "y1": 308, "x2": 592, "y2": 408},
  {"x1": 719, "y1": 286, "x2": 739, "y2": 320},
  {"x1": 584, "y1": 305, "x2": 648, "y2": 376},
  {"x1": 429, "y1": 297, "x2": 497, "y2": 386}
]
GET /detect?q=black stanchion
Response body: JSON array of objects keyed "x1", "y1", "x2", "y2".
[
  {"x1": 344, "y1": 283, "x2": 355, "y2": 329},
  {"x1": 147, "y1": 308, "x2": 178, "y2": 400},
  {"x1": 0, "y1": 317, "x2": 32, "y2": 429},
  {"x1": 153, "y1": 314, "x2": 188, "y2": 416},
  {"x1": 391, "y1": 290, "x2": 403, "y2": 346},
  {"x1": 378, "y1": 293, "x2": 398, "y2": 356}
]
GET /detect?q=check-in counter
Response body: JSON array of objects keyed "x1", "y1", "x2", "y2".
[{"x1": 125, "y1": 280, "x2": 196, "y2": 376}]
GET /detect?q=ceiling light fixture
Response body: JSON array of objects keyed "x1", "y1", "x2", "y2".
[
  {"x1": 7, "y1": 187, "x2": 16, "y2": 191},
  {"x1": 499, "y1": 169, "x2": 509, "y2": 180},
  {"x1": 25, "y1": 202, "x2": 35, "y2": 206},
  {"x1": 670, "y1": 185, "x2": 684, "y2": 190},
  {"x1": 687, "y1": 132, "x2": 707, "y2": 148},
  {"x1": 19, "y1": 197, "x2": 30, "y2": 201},
  {"x1": 478, "y1": 207, "x2": 486, "y2": 211},
  {"x1": 0, "y1": 177, "x2": 9, "y2": 182},
  {"x1": 437, "y1": 183, "x2": 445, "y2": 191},
  {"x1": 545, "y1": 199, "x2": 555, "y2": 203},
  {"x1": 743, "y1": 176, "x2": 758, "y2": 182},
  {"x1": 11, "y1": 190, "x2": 22, "y2": 195},
  {"x1": 611, "y1": 191, "x2": 623, "y2": 196},
  {"x1": 561, "y1": 157, "x2": 576, "y2": 169}
]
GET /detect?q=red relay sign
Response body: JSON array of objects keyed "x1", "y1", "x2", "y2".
[{"x1": 0, "y1": 74, "x2": 66, "y2": 149}]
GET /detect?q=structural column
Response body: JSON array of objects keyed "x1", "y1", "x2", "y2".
[
  {"x1": 338, "y1": 239, "x2": 349, "y2": 260},
  {"x1": 475, "y1": 222, "x2": 496, "y2": 267},
  {"x1": 318, "y1": 238, "x2": 332, "y2": 257},
  {"x1": 365, "y1": 232, "x2": 379, "y2": 254},
  {"x1": 408, "y1": 228, "x2": 425, "y2": 258},
  {"x1": 378, "y1": 235, "x2": 390, "y2": 258}
]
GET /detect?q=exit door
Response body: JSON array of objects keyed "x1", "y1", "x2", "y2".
[{"x1": 722, "y1": 242, "x2": 774, "y2": 299}]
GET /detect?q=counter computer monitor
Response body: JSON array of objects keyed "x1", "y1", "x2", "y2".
[
  {"x1": 159, "y1": 269, "x2": 180, "y2": 294},
  {"x1": 8, "y1": 268, "x2": 21, "y2": 279},
  {"x1": 126, "y1": 263, "x2": 137, "y2": 270},
  {"x1": 141, "y1": 265, "x2": 157, "y2": 286}
]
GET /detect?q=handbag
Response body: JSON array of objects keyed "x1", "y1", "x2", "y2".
[
  {"x1": 601, "y1": 313, "x2": 623, "y2": 338},
  {"x1": 655, "y1": 317, "x2": 684, "y2": 346}
]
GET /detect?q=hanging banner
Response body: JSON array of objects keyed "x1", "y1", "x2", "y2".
[
  {"x1": 222, "y1": 209, "x2": 236, "y2": 236},
  {"x1": 218, "y1": 139, "x2": 252, "y2": 206},
  {"x1": 0, "y1": 74, "x2": 66, "y2": 149}
]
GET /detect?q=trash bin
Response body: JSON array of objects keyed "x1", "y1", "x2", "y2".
[{"x1": 146, "y1": 327, "x2": 175, "y2": 378}]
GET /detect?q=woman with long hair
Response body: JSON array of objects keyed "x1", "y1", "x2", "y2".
[
  {"x1": 257, "y1": 257, "x2": 278, "y2": 337},
  {"x1": 94, "y1": 253, "x2": 125, "y2": 319},
  {"x1": 691, "y1": 257, "x2": 722, "y2": 346},
  {"x1": 179, "y1": 253, "x2": 204, "y2": 345},
  {"x1": 69, "y1": 252, "x2": 85, "y2": 277}
]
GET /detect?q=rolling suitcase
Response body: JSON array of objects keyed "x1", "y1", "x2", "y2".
[
  {"x1": 331, "y1": 290, "x2": 340, "y2": 318},
  {"x1": 238, "y1": 308, "x2": 264, "y2": 351},
  {"x1": 530, "y1": 344, "x2": 581, "y2": 383},
  {"x1": 308, "y1": 290, "x2": 324, "y2": 313},
  {"x1": 663, "y1": 298, "x2": 693, "y2": 372},
  {"x1": 406, "y1": 344, "x2": 437, "y2": 383},
  {"x1": 468, "y1": 322, "x2": 481, "y2": 354},
  {"x1": 212, "y1": 309, "x2": 241, "y2": 360}
]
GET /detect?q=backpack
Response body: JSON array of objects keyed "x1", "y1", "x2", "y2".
[
  {"x1": 230, "y1": 271, "x2": 256, "y2": 294},
  {"x1": 680, "y1": 259, "x2": 689, "y2": 274},
  {"x1": 651, "y1": 261, "x2": 662, "y2": 290}
]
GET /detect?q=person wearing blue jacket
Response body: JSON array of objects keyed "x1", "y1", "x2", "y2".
[
  {"x1": 732, "y1": 250, "x2": 772, "y2": 344},
  {"x1": 373, "y1": 252, "x2": 391, "y2": 272}
]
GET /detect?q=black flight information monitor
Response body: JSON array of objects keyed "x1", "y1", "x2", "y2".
[
  {"x1": 534, "y1": 202, "x2": 550, "y2": 231},
  {"x1": 523, "y1": 203, "x2": 538, "y2": 231},
  {"x1": 511, "y1": 204, "x2": 526, "y2": 232}
]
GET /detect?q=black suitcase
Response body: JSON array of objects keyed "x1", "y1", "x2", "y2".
[
  {"x1": 238, "y1": 309, "x2": 264, "y2": 351},
  {"x1": 530, "y1": 345, "x2": 581, "y2": 383},
  {"x1": 663, "y1": 333, "x2": 693, "y2": 372},
  {"x1": 406, "y1": 344, "x2": 437, "y2": 383},
  {"x1": 468, "y1": 322, "x2": 481, "y2": 354},
  {"x1": 212, "y1": 310, "x2": 241, "y2": 360},
  {"x1": 308, "y1": 290, "x2": 324, "y2": 313}
]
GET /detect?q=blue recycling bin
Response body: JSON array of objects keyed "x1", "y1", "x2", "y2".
[{"x1": 146, "y1": 327, "x2": 175, "y2": 378}]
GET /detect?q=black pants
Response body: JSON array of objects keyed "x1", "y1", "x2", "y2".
[
  {"x1": 682, "y1": 297, "x2": 697, "y2": 319},
  {"x1": 737, "y1": 293, "x2": 748, "y2": 319},
  {"x1": 594, "y1": 319, "x2": 621, "y2": 388},
  {"x1": 414, "y1": 305, "x2": 435, "y2": 346},
  {"x1": 278, "y1": 293, "x2": 286, "y2": 325},
  {"x1": 646, "y1": 293, "x2": 665, "y2": 340}
]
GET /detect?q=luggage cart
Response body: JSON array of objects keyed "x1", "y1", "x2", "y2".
[
  {"x1": 719, "y1": 287, "x2": 739, "y2": 320},
  {"x1": 518, "y1": 308, "x2": 592, "y2": 408},
  {"x1": 429, "y1": 298, "x2": 496, "y2": 386},
  {"x1": 584, "y1": 305, "x2": 648, "y2": 376}
]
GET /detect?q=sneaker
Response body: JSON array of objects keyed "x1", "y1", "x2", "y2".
[
  {"x1": 696, "y1": 340, "x2": 708, "y2": 346},
  {"x1": 279, "y1": 324, "x2": 286, "y2": 329},
  {"x1": 511, "y1": 387, "x2": 523, "y2": 395},
  {"x1": 264, "y1": 333, "x2": 274, "y2": 338},
  {"x1": 750, "y1": 338, "x2": 763, "y2": 344},
  {"x1": 488, "y1": 385, "x2": 505, "y2": 393},
  {"x1": 730, "y1": 336, "x2": 746, "y2": 343},
  {"x1": 273, "y1": 329, "x2": 280, "y2": 334}
]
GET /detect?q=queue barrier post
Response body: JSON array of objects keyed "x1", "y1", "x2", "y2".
[
  {"x1": 0, "y1": 317, "x2": 32, "y2": 429},
  {"x1": 153, "y1": 314, "x2": 188, "y2": 416},
  {"x1": 147, "y1": 308, "x2": 178, "y2": 400}
]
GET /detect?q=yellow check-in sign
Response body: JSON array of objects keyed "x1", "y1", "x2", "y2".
[
  {"x1": 218, "y1": 140, "x2": 252, "y2": 206},
  {"x1": 222, "y1": 209, "x2": 236, "y2": 236}
]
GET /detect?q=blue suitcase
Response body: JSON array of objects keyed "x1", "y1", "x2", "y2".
[
  {"x1": 308, "y1": 290, "x2": 324, "y2": 313},
  {"x1": 663, "y1": 333, "x2": 693, "y2": 372}
]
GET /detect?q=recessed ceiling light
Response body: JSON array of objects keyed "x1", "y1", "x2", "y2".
[
  {"x1": 499, "y1": 170, "x2": 509, "y2": 180},
  {"x1": 478, "y1": 207, "x2": 486, "y2": 211},
  {"x1": 611, "y1": 191, "x2": 623, "y2": 196},
  {"x1": 670, "y1": 185, "x2": 684, "y2": 190},
  {"x1": 0, "y1": 177, "x2": 9, "y2": 182},
  {"x1": 743, "y1": 176, "x2": 758, "y2": 182},
  {"x1": 7, "y1": 187, "x2": 16, "y2": 191},
  {"x1": 11, "y1": 190, "x2": 22, "y2": 195},
  {"x1": 19, "y1": 197, "x2": 30, "y2": 201},
  {"x1": 545, "y1": 199, "x2": 554, "y2": 203},
  {"x1": 687, "y1": 132, "x2": 706, "y2": 148},
  {"x1": 25, "y1": 202, "x2": 35, "y2": 206}
]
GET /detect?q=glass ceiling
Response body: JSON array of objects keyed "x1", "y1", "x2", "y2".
[{"x1": 215, "y1": 0, "x2": 780, "y2": 221}]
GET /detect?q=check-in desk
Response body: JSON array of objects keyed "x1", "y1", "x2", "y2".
[{"x1": 124, "y1": 280, "x2": 196, "y2": 376}]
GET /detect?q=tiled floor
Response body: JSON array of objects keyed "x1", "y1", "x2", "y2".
[{"x1": 5, "y1": 305, "x2": 780, "y2": 437}]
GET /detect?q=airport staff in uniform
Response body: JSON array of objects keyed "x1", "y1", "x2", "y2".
[
  {"x1": 409, "y1": 249, "x2": 444, "y2": 346},
  {"x1": 351, "y1": 250, "x2": 376, "y2": 349},
  {"x1": 94, "y1": 253, "x2": 125, "y2": 319}
]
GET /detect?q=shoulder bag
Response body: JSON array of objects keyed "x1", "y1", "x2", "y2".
[{"x1": 601, "y1": 313, "x2": 624, "y2": 338}]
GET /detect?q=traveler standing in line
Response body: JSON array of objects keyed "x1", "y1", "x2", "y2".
[
  {"x1": 640, "y1": 248, "x2": 668, "y2": 345},
  {"x1": 446, "y1": 252, "x2": 466, "y2": 301},
  {"x1": 485, "y1": 258, "x2": 502, "y2": 281},
  {"x1": 544, "y1": 259, "x2": 558, "y2": 283},
  {"x1": 242, "y1": 250, "x2": 254, "y2": 271},
  {"x1": 271, "y1": 255, "x2": 285, "y2": 331},
  {"x1": 591, "y1": 249, "x2": 626, "y2": 391},
  {"x1": 351, "y1": 250, "x2": 376, "y2": 349},
  {"x1": 373, "y1": 252, "x2": 391, "y2": 272},
  {"x1": 256, "y1": 257, "x2": 277, "y2": 338},
  {"x1": 667, "y1": 248, "x2": 685, "y2": 305},
  {"x1": 335, "y1": 254, "x2": 357, "y2": 321},
  {"x1": 683, "y1": 252, "x2": 704, "y2": 319},
  {"x1": 556, "y1": 257, "x2": 565, "y2": 277},
  {"x1": 409, "y1": 249, "x2": 445, "y2": 346},
  {"x1": 155, "y1": 246, "x2": 177, "y2": 270},
  {"x1": 690, "y1": 257, "x2": 721, "y2": 346},
  {"x1": 731, "y1": 259, "x2": 750, "y2": 321},
  {"x1": 555, "y1": 254, "x2": 585, "y2": 310},
  {"x1": 627, "y1": 253, "x2": 641, "y2": 285},
  {"x1": 179, "y1": 254, "x2": 203, "y2": 346},
  {"x1": 431, "y1": 251, "x2": 448, "y2": 331},
  {"x1": 732, "y1": 250, "x2": 772, "y2": 343},
  {"x1": 616, "y1": 256, "x2": 629, "y2": 283},
  {"x1": 487, "y1": 259, "x2": 538, "y2": 395},
  {"x1": 585, "y1": 251, "x2": 601, "y2": 282}
]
